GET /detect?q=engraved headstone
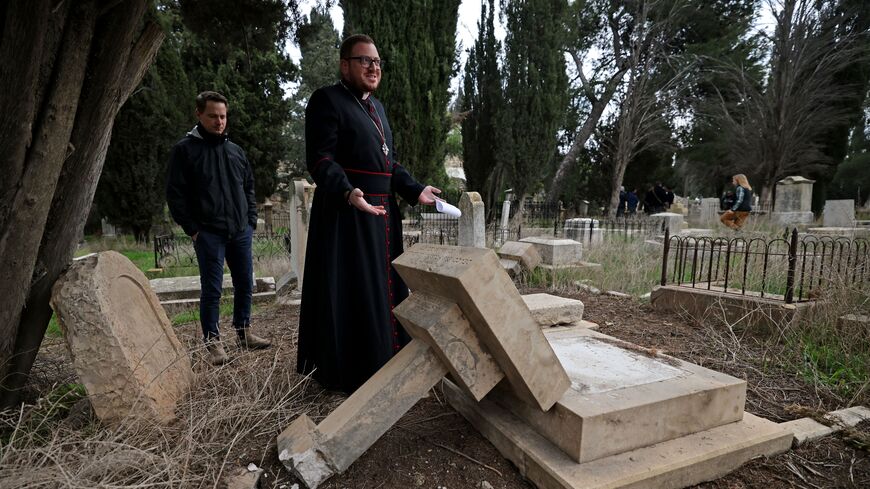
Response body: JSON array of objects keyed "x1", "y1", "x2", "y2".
[
  {"x1": 50, "y1": 251, "x2": 194, "y2": 424},
  {"x1": 773, "y1": 176, "x2": 814, "y2": 225},
  {"x1": 458, "y1": 191, "x2": 486, "y2": 248},
  {"x1": 290, "y1": 179, "x2": 314, "y2": 289}
]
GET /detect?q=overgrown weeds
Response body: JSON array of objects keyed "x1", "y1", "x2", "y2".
[{"x1": 0, "y1": 334, "x2": 326, "y2": 488}]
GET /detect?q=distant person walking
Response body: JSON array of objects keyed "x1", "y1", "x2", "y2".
[{"x1": 720, "y1": 174, "x2": 753, "y2": 230}]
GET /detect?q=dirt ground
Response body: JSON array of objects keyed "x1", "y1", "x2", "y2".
[{"x1": 28, "y1": 290, "x2": 869, "y2": 489}]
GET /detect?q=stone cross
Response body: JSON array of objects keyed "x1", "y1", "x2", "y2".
[
  {"x1": 458, "y1": 191, "x2": 485, "y2": 248},
  {"x1": 50, "y1": 251, "x2": 194, "y2": 424},
  {"x1": 276, "y1": 244, "x2": 569, "y2": 488}
]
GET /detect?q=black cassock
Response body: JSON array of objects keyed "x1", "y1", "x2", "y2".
[{"x1": 297, "y1": 82, "x2": 424, "y2": 393}]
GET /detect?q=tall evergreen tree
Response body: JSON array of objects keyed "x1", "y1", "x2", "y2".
[
  {"x1": 178, "y1": 0, "x2": 298, "y2": 202},
  {"x1": 501, "y1": 0, "x2": 569, "y2": 202},
  {"x1": 461, "y1": 0, "x2": 504, "y2": 212},
  {"x1": 96, "y1": 7, "x2": 195, "y2": 240},
  {"x1": 287, "y1": 6, "x2": 341, "y2": 171},
  {"x1": 341, "y1": 0, "x2": 460, "y2": 189}
]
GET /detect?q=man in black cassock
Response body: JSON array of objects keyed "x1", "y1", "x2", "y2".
[{"x1": 297, "y1": 34, "x2": 442, "y2": 393}]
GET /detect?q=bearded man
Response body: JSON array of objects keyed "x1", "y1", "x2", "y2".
[{"x1": 296, "y1": 34, "x2": 441, "y2": 393}]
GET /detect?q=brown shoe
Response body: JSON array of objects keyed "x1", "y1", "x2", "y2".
[
  {"x1": 206, "y1": 341, "x2": 229, "y2": 365},
  {"x1": 237, "y1": 329, "x2": 271, "y2": 350}
]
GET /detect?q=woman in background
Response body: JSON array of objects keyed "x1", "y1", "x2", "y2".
[{"x1": 720, "y1": 174, "x2": 753, "y2": 230}]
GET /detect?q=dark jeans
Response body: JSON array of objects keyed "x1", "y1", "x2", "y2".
[{"x1": 193, "y1": 226, "x2": 253, "y2": 341}]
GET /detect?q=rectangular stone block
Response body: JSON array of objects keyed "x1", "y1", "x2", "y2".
[
  {"x1": 651, "y1": 212, "x2": 685, "y2": 234},
  {"x1": 51, "y1": 251, "x2": 194, "y2": 424},
  {"x1": 444, "y1": 379, "x2": 792, "y2": 489},
  {"x1": 522, "y1": 293, "x2": 584, "y2": 327},
  {"x1": 489, "y1": 327, "x2": 746, "y2": 463},
  {"x1": 498, "y1": 241, "x2": 542, "y2": 272},
  {"x1": 823, "y1": 199, "x2": 855, "y2": 227},
  {"x1": 393, "y1": 292, "x2": 503, "y2": 400},
  {"x1": 519, "y1": 237, "x2": 583, "y2": 266},
  {"x1": 392, "y1": 244, "x2": 569, "y2": 411},
  {"x1": 278, "y1": 340, "x2": 447, "y2": 488}
]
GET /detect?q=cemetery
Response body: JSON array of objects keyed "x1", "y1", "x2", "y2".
[{"x1": 3, "y1": 1, "x2": 870, "y2": 488}]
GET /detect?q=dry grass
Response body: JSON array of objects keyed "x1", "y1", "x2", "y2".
[{"x1": 0, "y1": 325, "x2": 336, "y2": 488}]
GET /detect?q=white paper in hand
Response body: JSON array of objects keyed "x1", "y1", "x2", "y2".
[{"x1": 435, "y1": 199, "x2": 462, "y2": 217}]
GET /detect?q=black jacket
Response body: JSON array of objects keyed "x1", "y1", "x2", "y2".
[{"x1": 166, "y1": 124, "x2": 256, "y2": 237}]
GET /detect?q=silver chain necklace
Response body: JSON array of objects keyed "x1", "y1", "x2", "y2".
[{"x1": 340, "y1": 81, "x2": 389, "y2": 157}]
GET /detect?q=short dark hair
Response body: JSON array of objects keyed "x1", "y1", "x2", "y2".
[
  {"x1": 195, "y1": 91, "x2": 228, "y2": 112},
  {"x1": 340, "y1": 34, "x2": 375, "y2": 60}
]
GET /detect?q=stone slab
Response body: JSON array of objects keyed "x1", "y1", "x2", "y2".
[
  {"x1": 50, "y1": 251, "x2": 194, "y2": 424},
  {"x1": 490, "y1": 327, "x2": 746, "y2": 463},
  {"x1": 500, "y1": 258, "x2": 523, "y2": 278},
  {"x1": 392, "y1": 244, "x2": 570, "y2": 411},
  {"x1": 519, "y1": 237, "x2": 583, "y2": 267},
  {"x1": 160, "y1": 291, "x2": 276, "y2": 317},
  {"x1": 651, "y1": 212, "x2": 686, "y2": 234},
  {"x1": 458, "y1": 191, "x2": 486, "y2": 248},
  {"x1": 782, "y1": 406, "x2": 870, "y2": 447},
  {"x1": 278, "y1": 340, "x2": 447, "y2": 488},
  {"x1": 521, "y1": 294, "x2": 584, "y2": 327},
  {"x1": 445, "y1": 379, "x2": 792, "y2": 489},
  {"x1": 772, "y1": 211, "x2": 814, "y2": 226},
  {"x1": 823, "y1": 200, "x2": 855, "y2": 227},
  {"x1": 393, "y1": 292, "x2": 503, "y2": 400},
  {"x1": 150, "y1": 275, "x2": 273, "y2": 301},
  {"x1": 498, "y1": 241, "x2": 542, "y2": 272}
]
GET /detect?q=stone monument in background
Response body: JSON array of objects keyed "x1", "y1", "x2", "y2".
[
  {"x1": 772, "y1": 176, "x2": 815, "y2": 225},
  {"x1": 50, "y1": 251, "x2": 194, "y2": 424},
  {"x1": 458, "y1": 191, "x2": 485, "y2": 248},
  {"x1": 822, "y1": 199, "x2": 855, "y2": 228}
]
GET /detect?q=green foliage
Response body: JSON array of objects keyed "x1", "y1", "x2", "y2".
[
  {"x1": 829, "y1": 152, "x2": 870, "y2": 205},
  {"x1": 96, "y1": 7, "x2": 195, "y2": 239},
  {"x1": 461, "y1": 0, "x2": 505, "y2": 212},
  {"x1": 341, "y1": 0, "x2": 459, "y2": 188},
  {"x1": 178, "y1": 0, "x2": 298, "y2": 202},
  {"x1": 501, "y1": 0, "x2": 570, "y2": 201},
  {"x1": 287, "y1": 6, "x2": 341, "y2": 172}
]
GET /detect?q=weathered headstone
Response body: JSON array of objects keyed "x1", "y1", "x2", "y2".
[
  {"x1": 497, "y1": 240, "x2": 542, "y2": 276},
  {"x1": 51, "y1": 251, "x2": 194, "y2": 424},
  {"x1": 822, "y1": 199, "x2": 855, "y2": 228},
  {"x1": 100, "y1": 217, "x2": 116, "y2": 237},
  {"x1": 520, "y1": 236, "x2": 583, "y2": 267},
  {"x1": 290, "y1": 179, "x2": 314, "y2": 289},
  {"x1": 651, "y1": 212, "x2": 685, "y2": 234},
  {"x1": 773, "y1": 176, "x2": 815, "y2": 225},
  {"x1": 458, "y1": 191, "x2": 486, "y2": 248},
  {"x1": 700, "y1": 197, "x2": 720, "y2": 225},
  {"x1": 564, "y1": 218, "x2": 602, "y2": 244},
  {"x1": 500, "y1": 199, "x2": 511, "y2": 230}
]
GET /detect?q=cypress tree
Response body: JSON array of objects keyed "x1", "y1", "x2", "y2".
[
  {"x1": 461, "y1": 0, "x2": 504, "y2": 211},
  {"x1": 341, "y1": 0, "x2": 460, "y2": 189},
  {"x1": 96, "y1": 6, "x2": 195, "y2": 240},
  {"x1": 501, "y1": 0, "x2": 569, "y2": 201}
]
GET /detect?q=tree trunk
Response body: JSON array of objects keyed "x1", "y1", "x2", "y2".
[
  {"x1": 0, "y1": 0, "x2": 164, "y2": 407},
  {"x1": 549, "y1": 68, "x2": 627, "y2": 201},
  {"x1": 608, "y1": 154, "x2": 630, "y2": 216}
]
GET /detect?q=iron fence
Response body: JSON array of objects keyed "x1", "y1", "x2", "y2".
[
  {"x1": 153, "y1": 232, "x2": 291, "y2": 270},
  {"x1": 660, "y1": 228, "x2": 870, "y2": 303},
  {"x1": 564, "y1": 217, "x2": 665, "y2": 244}
]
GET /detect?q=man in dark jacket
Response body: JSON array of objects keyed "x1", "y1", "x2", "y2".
[{"x1": 166, "y1": 91, "x2": 271, "y2": 365}]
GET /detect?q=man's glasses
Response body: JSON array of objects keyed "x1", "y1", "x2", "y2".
[{"x1": 345, "y1": 56, "x2": 385, "y2": 69}]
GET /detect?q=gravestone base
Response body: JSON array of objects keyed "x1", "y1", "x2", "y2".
[
  {"x1": 771, "y1": 211, "x2": 814, "y2": 226},
  {"x1": 445, "y1": 379, "x2": 792, "y2": 489},
  {"x1": 521, "y1": 294, "x2": 584, "y2": 327},
  {"x1": 489, "y1": 326, "x2": 747, "y2": 463},
  {"x1": 520, "y1": 237, "x2": 583, "y2": 266}
]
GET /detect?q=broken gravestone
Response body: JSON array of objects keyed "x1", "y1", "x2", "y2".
[
  {"x1": 276, "y1": 245, "x2": 569, "y2": 488},
  {"x1": 51, "y1": 251, "x2": 194, "y2": 424}
]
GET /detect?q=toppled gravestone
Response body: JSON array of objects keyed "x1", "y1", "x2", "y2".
[{"x1": 51, "y1": 251, "x2": 194, "y2": 424}]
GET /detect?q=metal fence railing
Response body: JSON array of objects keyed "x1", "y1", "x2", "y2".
[
  {"x1": 153, "y1": 232, "x2": 291, "y2": 270},
  {"x1": 660, "y1": 228, "x2": 870, "y2": 303},
  {"x1": 564, "y1": 217, "x2": 665, "y2": 244}
]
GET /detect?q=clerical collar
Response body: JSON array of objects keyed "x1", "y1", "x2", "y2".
[{"x1": 339, "y1": 79, "x2": 370, "y2": 100}]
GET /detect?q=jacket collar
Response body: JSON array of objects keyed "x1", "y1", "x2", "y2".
[{"x1": 188, "y1": 123, "x2": 229, "y2": 145}]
